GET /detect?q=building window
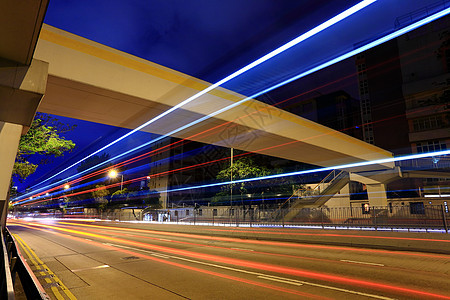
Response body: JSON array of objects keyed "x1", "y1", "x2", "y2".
[
  {"x1": 416, "y1": 140, "x2": 447, "y2": 153},
  {"x1": 357, "y1": 63, "x2": 367, "y2": 75},
  {"x1": 412, "y1": 115, "x2": 444, "y2": 132},
  {"x1": 359, "y1": 80, "x2": 369, "y2": 95}
]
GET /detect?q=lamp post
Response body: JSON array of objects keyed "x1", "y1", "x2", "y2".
[{"x1": 108, "y1": 170, "x2": 123, "y2": 191}]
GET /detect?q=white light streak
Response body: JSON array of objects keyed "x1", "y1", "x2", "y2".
[
  {"x1": 23, "y1": 1, "x2": 376, "y2": 192},
  {"x1": 15, "y1": 4, "x2": 450, "y2": 202}
]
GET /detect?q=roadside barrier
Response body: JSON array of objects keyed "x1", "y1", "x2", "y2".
[{"x1": 1, "y1": 227, "x2": 49, "y2": 300}]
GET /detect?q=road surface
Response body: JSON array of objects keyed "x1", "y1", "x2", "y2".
[{"x1": 7, "y1": 219, "x2": 450, "y2": 299}]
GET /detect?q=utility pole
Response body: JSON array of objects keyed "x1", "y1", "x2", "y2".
[{"x1": 230, "y1": 147, "x2": 233, "y2": 209}]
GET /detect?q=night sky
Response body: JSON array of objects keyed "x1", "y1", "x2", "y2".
[{"x1": 15, "y1": 0, "x2": 444, "y2": 193}]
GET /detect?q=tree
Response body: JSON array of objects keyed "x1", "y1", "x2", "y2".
[
  {"x1": 12, "y1": 113, "x2": 76, "y2": 183},
  {"x1": 91, "y1": 185, "x2": 109, "y2": 211},
  {"x1": 214, "y1": 155, "x2": 305, "y2": 208},
  {"x1": 215, "y1": 157, "x2": 270, "y2": 206}
]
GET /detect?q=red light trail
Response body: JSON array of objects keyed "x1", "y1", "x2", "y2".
[
  {"x1": 15, "y1": 38, "x2": 443, "y2": 206},
  {"x1": 10, "y1": 220, "x2": 450, "y2": 299}
]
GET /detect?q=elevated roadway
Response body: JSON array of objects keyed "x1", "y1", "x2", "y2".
[{"x1": 34, "y1": 24, "x2": 393, "y2": 171}]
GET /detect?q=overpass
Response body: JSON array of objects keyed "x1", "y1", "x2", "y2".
[{"x1": 2, "y1": 1, "x2": 415, "y2": 226}]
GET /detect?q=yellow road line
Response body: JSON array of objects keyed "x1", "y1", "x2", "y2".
[
  {"x1": 12, "y1": 233, "x2": 77, "y2": 300},
  {"x1": 51, "y1": 286, "x2": 65, "y2": 300},
  {"x1": 12, "y1": 235, "x2": 41, "y2": 270}
]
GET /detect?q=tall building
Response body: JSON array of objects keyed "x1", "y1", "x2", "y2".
[{"x1": 355, "y1": 11, "x2": 450, "y2": 198}]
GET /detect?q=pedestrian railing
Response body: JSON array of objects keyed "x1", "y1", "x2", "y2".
[
  {"x1": 1, "y1": 227, "x2": 49, "y2": 299},
  {"x1": 142, "y1": 204, "x2": 449, "y2": 232}
]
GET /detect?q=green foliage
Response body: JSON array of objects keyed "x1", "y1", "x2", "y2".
[
  {"x1": 92, "y1": 185, "x2": 109, "y2": 211},
  {"x1": 92, "y1": 185, "x2": 110, "y2": 199},
  {"x1": 111, "y1": 188, "x2": 129, "y2": 198},
  {"x1": 12, "y1": 161, "x2": 38, "y2": 181},
  {"x1": 13, "y1": 113, "x2": 76, "y2": 183},
  {"x1": 216, "y1": 157, "x2": 270, "y2": 196},
  {"x1": 214, "y1": 155, "x2": 305, "y2": 205}
]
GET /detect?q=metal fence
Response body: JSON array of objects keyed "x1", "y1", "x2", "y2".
[
  {"x1": 1, "y1": 228, "x2": 49, "y2": 300},
  {"x1": 12, "y1": 204, "x2": 450, "y2": 232},
  {"x1": 142, "y1": 204, "x2": 449, "y2": 232}
]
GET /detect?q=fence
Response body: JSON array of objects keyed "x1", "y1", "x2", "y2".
[
  {"x1": 142, "y1": 204, "x2": 449, "y2": 232},
  {"x1": 1, "y1": 227, "x2": 49, "y2": 299},
  {"x1": 12, "y1": 204, "x2": 450, "y2": 232}
]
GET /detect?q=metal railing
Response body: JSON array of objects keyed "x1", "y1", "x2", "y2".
[
  {"x1": 142, "y1": 204, "x2": 449, "y2": 232},
  {"x1": 1, "y1": 228, "x2": 49, "y2": 299}
]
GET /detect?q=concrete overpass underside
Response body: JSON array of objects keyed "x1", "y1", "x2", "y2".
[{"x1": 34, "y1": 25, "x2": 394, "y2": 171}]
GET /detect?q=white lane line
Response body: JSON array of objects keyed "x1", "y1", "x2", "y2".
[
  {"x1": 159, "y1": 238, "x2": 172, "y2": 242},
  {"x1": 71, "y1": 264, "x2": 110, "y2": 272},
  {"x1": 105, "y1": 243, "x2": 394, "y2": 300},
  {"x1": 340, "y1": 260, "x2": 385, "y2": 267},
  {"x1": 231, "y1": 248, "x2": 254, "y2": 251},
  {"x1": 152, "y1": 253, "x2": 170, "y2": 259},
  {"x1": 258, "y1": 276, "x2": 303, "y2": 286}
]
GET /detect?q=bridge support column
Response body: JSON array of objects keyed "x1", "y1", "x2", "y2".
[
  {"x1": 366, "y1": 183, "x2": 388, "y2": 207},
  {"x1": 0, "y1": 122, "x2": 23, "y2": 228},
  {"x1": 0, "y1": 59, "x2": 48, "y2": 228}
]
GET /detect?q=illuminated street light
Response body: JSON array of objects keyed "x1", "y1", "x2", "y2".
[
  {"x1": 64, "y1": 184, "x2": 70, "y2": 190},
  {"x1": 108, "y1": 170, "x2": 124, "y2": 191}
]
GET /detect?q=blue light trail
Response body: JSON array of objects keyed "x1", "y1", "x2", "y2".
[
  {"x1": 14, "y1": 149, "x2": 450, "y2": 206},
  {"x1": 14, "y1": 3, "x2": 450, "y2": 202},
  {"x1": 24, "y1": 1, "x2": 376, "y2": 189},
  {"x1": 165, "y1": 150, "x2": 450, "y2": 194}
]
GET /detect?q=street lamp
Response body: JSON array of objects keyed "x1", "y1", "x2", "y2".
[
  {"x1": 108, "y1": 170, "x2": 123, "y2": 191},
  {"x1": 64, "y1": 184, "x2": 70, "y2": 190}
]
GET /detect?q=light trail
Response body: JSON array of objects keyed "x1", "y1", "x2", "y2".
[
  {"x1": 205, "y1": 228, "x2": 450, "y2": 244},
  {"x1": 14, "y1": 7, "x2": 450, "y2": 203},
  {"x1": 14, "y1": 146, "x2": 450, "y2": 207},
  {"x1": 165, "y1": 149, "x2": 450, "y2": 194},
  {"x1": 51, "y1": 221, "x2": 450, "y2": 260},
  {"x1": 12, "y1": 223, "x2": 323, "y2": 299},
  {"x1": 23, "y1": 1, "x2": 376, "y2": 196},
  {"x1": 12, "y1": 220, "x2": 450, "y2": 299}
]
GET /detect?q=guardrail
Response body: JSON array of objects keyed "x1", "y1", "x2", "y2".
[
  {"x1": 143, "y1": 204, "x2": 449, "y2": 232},
  {"x1": 1, "y1": 227, "x2": 49, "y2": 300}
]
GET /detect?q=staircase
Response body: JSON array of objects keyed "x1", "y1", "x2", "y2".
[{"x1": 281, "y1": 170, "x2": 349, "y2": 222}]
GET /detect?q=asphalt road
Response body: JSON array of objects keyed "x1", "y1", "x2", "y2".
[{"x1": 7, "y1": 219, "x2": 450, "y2": 300}]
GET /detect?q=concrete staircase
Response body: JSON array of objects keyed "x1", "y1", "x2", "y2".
[{"x1": 281, "y1": 170, "x2": 349, "y2": 222}]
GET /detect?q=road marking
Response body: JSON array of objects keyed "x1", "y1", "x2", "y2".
[
  {"x1": 340, "y1": 260, "x2": 385, "y2": 267},
  {"x1": 71, "y1": 264, "x2": 110, "y2": 272},
  {"x1": 159, "y1": 238, "x2": 172, "y2": 242},
  {"x1": 231, "y1": 247, "x2": 254, "y2": 251},
  {"x1": 106, "y1": 242, "x2": 394, "y2": 300},
  {"x1": 51, "y1": 286, "x2": 65, "y2": 300},
  {"x1": 258, "y1": 276, "x2": 303, "y2": 286},
  {"x1": 152, "y1": 253, "x2": 171, "y2": 259},
  {"x1": 13, "y1": 233, "x2": 78, "y2": 300}
]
